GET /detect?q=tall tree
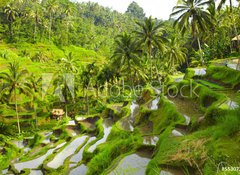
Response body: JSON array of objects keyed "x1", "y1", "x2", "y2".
[
  {"x1": 4, "y1": 5, "x2": 19, "y2": 40},
  {"x1": 112, "y1": 33, "x2": 141, "y2": 86},
  {"x1": 46, "y1": 0, "x2": 58, "y2": 42},
  {"x1": 0, "y1": 62, "x2": 32, "y2": 134},
  {"x1": 171, "y1": 0, "x2": 213, "y2": 65},
  {"x1": 217, "y1": 0, "x2": 233, "y2": 12},
  {"x1": 135, "y1": 16, "x2": 166, "y2": 80},
  {"x1": 165, "y1": 37, "x2": 187, "y2": 72},
  {"x1": 125, "y1": 1, "x2": 145, "y2": 20},
  {"x1": 63, "y1": 2, "x2": 74, "y2": 45}
]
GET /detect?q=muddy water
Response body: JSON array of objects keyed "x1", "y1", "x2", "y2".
[
  {"x1": 14, "y1": 142, "x2": 66, "y2": 172},
  {"x1": 70, "y1": 136, "x2": 96, "y2": 163},
  {"x1": 121, "y1": 101, "x2": 139, "y2": 131},
  {"x1": 88, "y1": 118, "x2": 113, "y2": 153},
  {"x1": 70, "y1": 164, "x2": 87, "y2": 175},
  {"x1": 66, "y1": 126, "x2": 80, "y2": 137},
  {"x1": 217, "y1": 90, "x2": 239, "y2": 109},
  {"x1": 47, "y1": 136, "x2": 88, "y2": 169},
  {"x1": 109, "y1": 151, "x2": 151, "y2": 175},
  {"x1": 168, "y1": 97, "x2": 203, "y2": 120}
]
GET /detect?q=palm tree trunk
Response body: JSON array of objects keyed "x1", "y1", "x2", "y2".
[
  {"x1": 149, "y1": 46, "x2": 153, "y2": 81},
  {"x1": 34, "y1": 104, "x2": 37, "y2": 129},
  {"x1": 15, "y1": 89, "x2": 21, "y2": 134},
  {"x1": 128, "y1": 61, "x2": 133, "y2": 88},
  {"x1": 34, "y1": 16, "x2": 38, "y2": 43},
  {"x1": 9, "y1": 22, "x2": 13, "y2": 40},
  {"x1": 86, "y1": 85, "x2": 89, "y2": 115},
  {"x1": 49, "y1": 13, "x2": 52, "y2": 43},
  {"x1": 65, "y1": 104, "x2": 68, "y2": 118},
  {"x1": 197, "y1": 37, "x2": 204, "y2": 66},
  {"x1": 236, "y1": 58, "x2": 240, "y2": 71},
  {"x1": 66, "y1": 17, "x2": 69, "y2": 45},
  {"x1": 230, "y1": 0, "x2": 233, "y2": 12}
]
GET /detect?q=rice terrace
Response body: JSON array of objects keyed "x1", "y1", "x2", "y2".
[{"x1": 0, "y1": 0, "x2": 240, "y2": 175}]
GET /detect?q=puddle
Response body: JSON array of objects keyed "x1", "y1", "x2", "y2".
[
  {"x1": 24, "y1": 147, "x2": 31, "y2": 153},
  {"x1": 88, "y1": 118, "x2": 113, "y2": 153},
  {"x1": 42, "y1": 132, "x2": 53, "y2": 144},
  {"x1": 121, "y1": 101, "x2": 139, "y2": 131},
  {"x1": 167, "y1": 97, "x2": 203, "y2": 120},
  {"x1": 67, "y1": 120, "x2": 76, "y2": 126},
  {"x1": 150, "y1": 97, "x2": 160, "y2": 110},
  {"x1": 79, "y1": 121, "x2": 96, "y2": 130},
  {"x1": 12, "y1": 140, "x2": 26, "y2": 149},
  {"x1": 30, "y1": 170, "x2": 43, "y2": 175},
  {"x1": 172, "y1": 129, "x2": 184, "y2": 137},
  {"x1": 2, "y1": 169, "x2": 8, "y2": 174},
  {"x1": 14, "y1": 142, "x2": 66, "y2": 172},
  {"x1": 70, "y1": 164, "x2": 88, "y2": 175},
  {"x1": 66, "y1": 126, "x2": 79, "y2": 137},
  {"x1": 76, "y1": 116, "x2": 86, "y2": 121},
  {"x1": 227, "y1": 63, "x2": 239, "y2": 70},
  {"x1": 194, "y1": 68, "x2": 206, "y2": 76},
  {"x1": 183, "y1": 115, "x2": 190, "y2": 125},
  {"x1": 109, "y1": 151, "x2": 151, "y2": 175},
  {"x1": 159, "y1": 167, "x2": 185, "y2": 175},
  {"x1": 70, "y1": 136, "x2": 96, "y2": 163},
  {"x1": 47, "y1": 136, "x2": 88, "y2": 169},
  {"x1": 226, "y1": 101, "x2": 239, "y2": 109},
  {"x1": 143, "y1": 136, "x2": 159, "y2": 146}
]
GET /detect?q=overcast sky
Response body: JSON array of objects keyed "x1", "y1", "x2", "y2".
[{"x1": 73, "y1": 0, "x2": 239, "y2": 20}]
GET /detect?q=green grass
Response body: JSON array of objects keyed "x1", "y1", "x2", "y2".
[
  {"x1": 205, "y1": 66, "x2": 240, "y2": 89},
  {"x1": 86, "y1": 125, "x2": 142, "y2": 175},
  {"x1": 149, "y1": 96, "x2": 185, "y2": 134},
  {"x1": 175, "y1": 80, "x2": 227, "y2": 112},
  {"x1": 147, "y1": 108, "x2": 240, "y2": 175},
  {"x1": 0, "y1": 42, "x2": 106, "y2": 75},
  {"x1": 196, "y1": 79, "x2": 226, "y2": 90}
]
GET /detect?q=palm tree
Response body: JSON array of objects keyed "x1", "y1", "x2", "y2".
[
  {"x1": 28, "y1": 74, "x2": 42, "y2": 128},
  {"x1": 0, "y1": 62, "x2": 32, "y2": 134},
  {"x1": 4, "y1": 5, "x2": 19, "y2": 40},
  {"x1": 54, "y1": 52, "x2": 77, "y2": 117},
  {"x1": 135, "y1": 16, "x2": 166, "y2": 80},
  {"x1": 54, "y1": 74, "x2": 75, "y2": 118},
  {"x1": 63, "y1": 2, "x2": 74, "y2": 45},
  {"x1": 171, "y1": 0, "x2": 213, "y2": 65},
  {"x1": 217, "y1": 0, "x2": 233, "y2": 12},
  {"x1": 112, "y1": 33, "x2": 141, "y2": 86},
  {"x1": 80, "y1": 63, "x2": 98, "y2": 115},
  {"x1": 165, "y1": 38, "x2": 187, "y2": 72},
  {"x1": 46, "y1": 0, "x2": 58, "y2": 42},
  {"x1": 28, "y1": 1, "x2": 43, "y2": 42},
  {"x1": 60, "y1": 52, "x2": 78, "y2": 73}
]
